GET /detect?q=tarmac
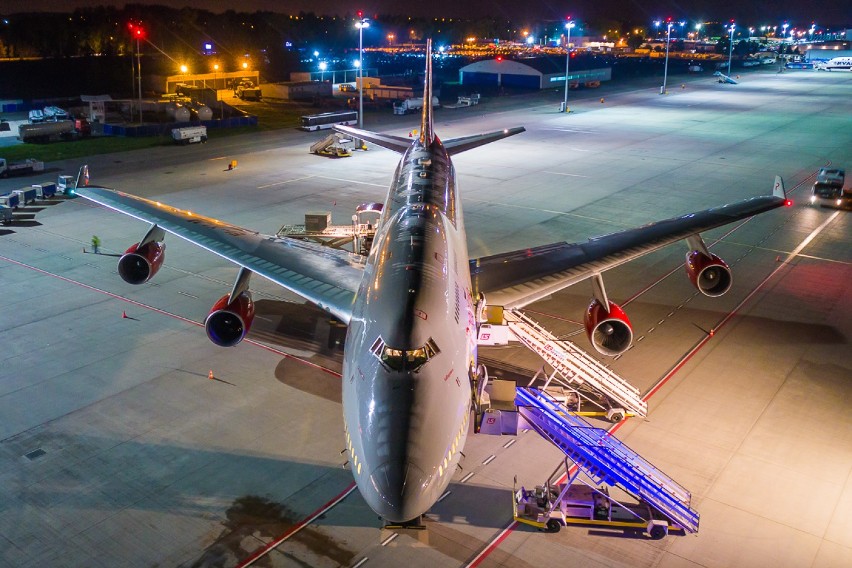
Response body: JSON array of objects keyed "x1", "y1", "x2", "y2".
[{"x1": 0, "y1": 68, "x2": 850, "y2": 567}]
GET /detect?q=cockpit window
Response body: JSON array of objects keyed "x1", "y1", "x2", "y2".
[{"x1": 370, "y1": 336, "x2": 440, "y2": 373}]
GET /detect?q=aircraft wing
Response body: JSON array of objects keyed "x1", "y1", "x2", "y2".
[
  {"x1": 75, "y1": 186, "x2": 365, "y2": 323},
  {"x1": 471, "y1": 181, "x2": 787, "y2": 309}
]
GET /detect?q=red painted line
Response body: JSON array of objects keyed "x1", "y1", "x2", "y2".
[
  {"x1": 0, "y1": 253, "x2": 341, "y2": 378},
  {"x1": 466, "y1": 521, "x2": 519, "y2": 568},
  {"x1": 236, "y1": 482, "x2": 357, "y2": 567}
]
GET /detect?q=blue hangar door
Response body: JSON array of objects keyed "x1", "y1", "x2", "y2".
[
  {"x1": 461, "y1": 71, "x2": 499, "y2": 87},
  {"x1": 501, "y1": 74, "x2": 540, "y2": 88}
]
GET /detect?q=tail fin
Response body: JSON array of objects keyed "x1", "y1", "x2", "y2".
[
  {"x1": 419, "y1": 39, "x2": 435, "y2": 146},
  {"x1": 773, "y1": 175, "x2": 786, "y2": 199}
]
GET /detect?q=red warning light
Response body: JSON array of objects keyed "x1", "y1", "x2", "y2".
[
  {"x1": 357, "y1": 10, "x2": 363, "y2": 18},
  {"x1": 784, "y1": 199, "x2": 793, "y2": 207},
  {"x1": 496, "y1": 55, "x2": 503, "y2": 62}
]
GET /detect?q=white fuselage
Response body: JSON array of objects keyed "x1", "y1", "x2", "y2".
[
  {"x1": 341, "y1": 136, "x2": 475, "y2": 522},
  {"x1": 819, "y1": 57, "x2": 852, "y2": 71}
]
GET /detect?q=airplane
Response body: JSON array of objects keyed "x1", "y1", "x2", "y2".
[
  {"x1": 816, "y1": 56, "x2": 852, "y2": 71},
  {"x1": 72, "y1": 39, "x2": 790, "y2": 524}
]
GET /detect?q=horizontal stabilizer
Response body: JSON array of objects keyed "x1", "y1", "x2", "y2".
[
  {"x1": 444, "y1": 127, "x2": 526, "y2": 155},
  {"x1": 333, "y1": 124, "x2": 411, "y2": 154}
]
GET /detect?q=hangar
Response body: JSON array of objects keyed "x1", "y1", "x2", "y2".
[{"x1": 459, "y1": 56, "x2": 611, "y2": 89}]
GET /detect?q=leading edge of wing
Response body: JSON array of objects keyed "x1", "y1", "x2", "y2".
[
  {"x1": 471, "y1": 189, "x2": 787, "y2": 309},
  {"x1": 76, "y1": 186, "x2": 364, "y2": 323}
]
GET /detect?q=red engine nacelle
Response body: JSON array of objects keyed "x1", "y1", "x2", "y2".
[
  {"x1": 685, "y1": 251, "x2": 732, "y2": 297},
  {"x1": 584, "y1": 299, "x2": 633, "y2": 357},
  {"x1": 118, "y1": 241, "x2": 165, "y2": 285},
  {"x1": 205, "y1": 292, "x2": 255, "y2": 347}
]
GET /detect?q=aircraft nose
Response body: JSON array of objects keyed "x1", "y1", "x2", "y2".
[{"x1": 368, "y1": 461, "x2": 430, "y2": 522}]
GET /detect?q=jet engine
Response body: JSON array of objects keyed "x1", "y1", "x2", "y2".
[
  {"x1": 205, "y1": 292, "x2": 255, "y2": 347},
  {"x1": 584, "y1": 299, "x2": 633, "y2": 356},
  {"x1": 118, "y1": 241, "x2": 165, "y2": 285},
  {"x1": 685, "y1": 251, "x2": 732, "y2": 297}
]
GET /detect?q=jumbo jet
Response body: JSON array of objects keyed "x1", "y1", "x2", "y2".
[{"x1": 73, "y1": 40, "x2": 789, "y2": 524}]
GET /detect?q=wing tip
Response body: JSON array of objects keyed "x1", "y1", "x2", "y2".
[{"x1": 773, "y1": 175, "x2": 786, "y2": 199}]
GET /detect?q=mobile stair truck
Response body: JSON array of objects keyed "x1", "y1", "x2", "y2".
[{"x1": 501, "y1": 387, "x2": 700, "y2": 539}]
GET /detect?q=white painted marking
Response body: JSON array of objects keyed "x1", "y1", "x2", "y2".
[
  {"x1": 352, "y1": 558, "x2": 369, "y2": 568},
  {"x1": 460, "y1": 472, "x2": 475, "y2": 483},
  {"x1": 258, "y1": 175, "x2": 313, "y2": 189},
  {"x1": 542, "y1": 170, "x2": 590, "y2": 178},
  {"x1": 316, "y1": 175, "x2": 387, "y2": 188},
  {"x1": 177, "y1": 291, "x2": 199, "y2": 299},
  {"x1": 381, "y1": 533, "x2": 399, "y2": 546},
  {"x1": 437, "y1": 490, "x2": 452, "y2": 503},
  {"x1": 483, "y1": 454, "x2": 496, "y2": 465},
  {"x1": 503, "y1": 439, "x2": 516, "y2": 449}
]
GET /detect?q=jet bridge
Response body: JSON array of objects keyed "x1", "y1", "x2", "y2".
[{"x1": 510, "y1": 387, "x2": 700, "y2": 534}]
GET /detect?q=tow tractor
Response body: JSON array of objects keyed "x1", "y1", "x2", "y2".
[{"x1": 513, "y1": 458, "x2": 685, "y2": 540}]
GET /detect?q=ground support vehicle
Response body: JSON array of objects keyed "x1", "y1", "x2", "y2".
[
  {"x1": 513, "y1": 459, "x2": 685, "y2": 539},
  {"x1": 0, "y1": 158, "x2": 44, "y2": 177},
  {"x1": 13, "y1": 186, "x2": 37, "y2": 205},
  {"x1": 309, "y1": 133, "x2": 353, "y2": 158},
  {"x1": 0, "y1": 192, "x2": 20, "y2": 208},
  {"x1": 393, "y1": 96, "x2": 440, "y2": 115},
  {"x1": 171, "y1": 126, "x2": 208, "y2": 145},
  {"x1": 18, "y1": 119, "x2": 88, "y2": 143},
  {"x1": 0, "y1": 204, "x2": 11, "y2": 225},
  {"x1": 810, "y1": 167, "x2": 849, "y2": 208},
  {"x1": 32, "y1": 182, "x2": 57, "y2": 199},
  {"x1": 235, "y1": 79, "x2": 262, "y2": 101}
]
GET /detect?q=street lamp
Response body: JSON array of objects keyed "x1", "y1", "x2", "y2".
[
  {"x1": 782, "y1": 22, "x2": 789, "y2": 41},
  {"x1": 355, "y1": 13, "x2": 370, "y2": 129},
  {"x1": 748, "y1": 27, "x2": 754, "y2": 40},
  {"x1": 656, "y1": 19, "x2": 682, "y2": 95},
  {"x1": 561, "y1": 18, "x2": 575, "y2": 112},
  {"x1": 727, "y1": 22, "x2": 736, "y2": 76},
  {"x1": 128, "y1": 23, "x2": 145, "y2": 123},
  {"x1": 319, "y1": 61, "x2": 327, "y2": 82}
]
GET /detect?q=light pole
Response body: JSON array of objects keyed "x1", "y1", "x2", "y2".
[
  {"x1": 319, "y1": 61, "x2": 327, "y2": 82},
  {"x1": 561, "y1": 18, "x2": 575, "y2": 112},
  {"x1": 727, "y1": 22, "x2": 736, "y2": 76},
  {"x1": 655, "y1": 19, "x2": 679, "y2": 94},
  {"x1": 355, "y1": 13, "x2": 370, "y2": 130},
  {"x1": 782, "y1": 22, "x2": 789, "y2": 42}
]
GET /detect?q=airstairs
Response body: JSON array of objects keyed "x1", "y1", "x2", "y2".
[
  {"x1": 504, "y1": 309, "x2": 648, "y2": 418},
  {"x1": 514, "y1": 386, "x2": 700, "y2": 533}
]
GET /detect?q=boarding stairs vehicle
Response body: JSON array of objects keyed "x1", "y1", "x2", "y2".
[
  {"x1": 486, "y1": 309, "x2": 647, "y2": 420},
  {"x1": 277, "y1": 204, "x2": 381, "y2": 255},
  {"x1": 510, "y1": 387, "x2": 700, "y2": 536},
  {"x1": 310, "y1": 133, "x2": 353, "y2": 158}
]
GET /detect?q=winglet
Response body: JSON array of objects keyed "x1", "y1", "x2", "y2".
[
  {"x1": 419, "y1": 39, "x2": 434, "y2": 146},
  {"x1": 773, "y1": 175, "x2": 786, "y2": 199}
]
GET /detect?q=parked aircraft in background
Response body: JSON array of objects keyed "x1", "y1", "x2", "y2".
[
  {"x1": 72, "y1": 40, "x2": 790, "y2": 524},
  {"x1": 816, "y1": 57, "x2": 852, "y2": 71}
]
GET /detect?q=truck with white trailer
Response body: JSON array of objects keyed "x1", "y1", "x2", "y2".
[
  {"x1": 32, "y1": 182, "x2": 57, "y2": 199},
  {"x1": 0, "y1": 158, "x2": 44, "y2": 178},
  {"x1": 393, "y1": 96, "x2": 440, "y2": 115},
  {"x1": 171, "y1": 126, "x2": 208, "y2": 145}
]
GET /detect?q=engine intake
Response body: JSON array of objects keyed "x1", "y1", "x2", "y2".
[
  {"x1": 118, "y1": 241, "x2": 165, "y2": 285},
  {"x1": 584, "y1": 299, "x2": 633, "y2": 357},
  {"x1": 205, "y1": 292, "x2": 255, "y2": 347},
  {"x1": 685, "y1": 251, "x2": 732, "y2": 297}
]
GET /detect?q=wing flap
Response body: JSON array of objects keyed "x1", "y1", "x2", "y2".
[
  {"x1": 76, "y1": 186, "x2": 364, "y2": 323},
  {"x1": 471, "y1": 190, "x2": 786, "y2": 309}
]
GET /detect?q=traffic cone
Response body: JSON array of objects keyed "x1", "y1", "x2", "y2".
[
  {"x1": 122, "y1": 310, "x2": 128, "y2": 319},
  {"x1": 600, "y1": 97, "x2": 605, "y2": 103},
  {"x1": 709, "y1": 329, "x2": 715, "y2": 337},
  {"x1": 208, "y1": 370, "x2": 214, "y2": 380}
]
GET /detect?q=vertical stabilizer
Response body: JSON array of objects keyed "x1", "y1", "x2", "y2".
[{"x1": 419, "y1": 39, "x2": 435, "y2": 146}]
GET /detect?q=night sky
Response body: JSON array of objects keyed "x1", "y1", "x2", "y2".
[{"x1": 2, "y1": 1, "x2": 848, "y2": 27}]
